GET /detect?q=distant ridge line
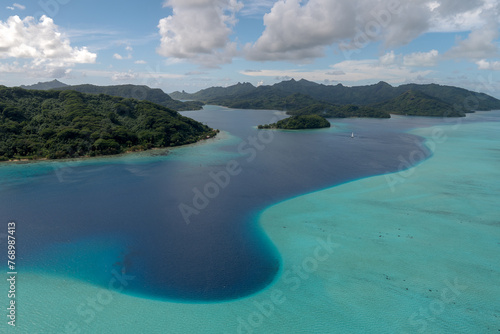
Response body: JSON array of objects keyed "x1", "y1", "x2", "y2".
[{"x1": 170, "y1": 79, "x2": 500, "y2": 117}]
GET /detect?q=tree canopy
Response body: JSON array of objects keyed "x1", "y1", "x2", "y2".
[
  {"x1": 0, "y1": 86, "x2": 217, "y2": 161},
  {"x1": 258, "y1": 115, "x2": 331, "y2": 130},
  {"x1": 172, "y1": 79, "x2": 500, "y2": 118}
]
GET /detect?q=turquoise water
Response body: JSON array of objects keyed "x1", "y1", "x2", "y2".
[
  {"x1": 1, "y1": 110, "x2": 499, "y2": 332},
  {"x1": 1, "y1": 107, "x2": 431, "y2": 303},
  {"x1": 257, "y1": 116, "x2": 500, "y2": 333}
]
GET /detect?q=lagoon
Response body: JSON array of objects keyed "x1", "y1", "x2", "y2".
[{"x1": 1, "y1": 106, "x2": 499, "y2": 332}]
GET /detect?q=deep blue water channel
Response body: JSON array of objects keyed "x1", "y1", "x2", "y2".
[{"x1": 0, "y1": 106, "x2": 447, "y2": 301}]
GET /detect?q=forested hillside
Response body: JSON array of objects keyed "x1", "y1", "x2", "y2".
[
  {"x1": 0, "y1": 87, "x2": 217, "y2": 161},
  {"x1": 171, "y1": 79, "x2": 500, "y2": 117},
  {"x1": 258, "y1": 115, "x2": 331, "y2": 129},
  {"x1": 371, "y1": 90, "x2": 465, "y2": 117},
  {"x1": 54, "y1": 84, "x2": 204, "y2": 111}
]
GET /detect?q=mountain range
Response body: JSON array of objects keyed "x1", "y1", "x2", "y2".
[
  {"x1": 21, "y1": 79, "x2": 69, "y2": 90},
  {"x1": 20, "y1": 80, "x2": 203, "y2": 112},
  {"x1": 17, "y1": 79, "x2": 500, "y2": 118},
  {"x1": 171, "y1": 79, "x2": 500, "y2": 117}
]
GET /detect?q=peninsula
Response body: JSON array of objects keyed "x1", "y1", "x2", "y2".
[{"x1": 0, "y1": 86, "x2": 217, "y2": 161}]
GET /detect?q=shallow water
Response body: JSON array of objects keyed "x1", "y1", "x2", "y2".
[
  {"x1": 256, "y1": 111, "x2": 500, "y2": 333},
  {"x1": 0, "y1": 107, "x2": 433, "y2": 302},
  {"x1": 1, "y1": 108, "x2": 499, "y2": 333}
]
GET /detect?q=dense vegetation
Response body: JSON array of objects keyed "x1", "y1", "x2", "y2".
[
  {"x1": 258, "y1": 115, "x2": 331, "y2": 130},
  {"x1": 0, "y1": 86, "x2": 217, "y2": 161},
  {"x1": 54, "y1": 84, "x2": 204, "y2": 111},
  {"x1": 171, "y1": 82, "x2": 255, "y2": 101},
  {"x1": 372, "y1": 90, "x2": 465, "y2": 117},
  {"x1": 213, "y1": 92, "x2": 318, "y2": 112},
  {"x1": 172, "y1": 79, "x2": 500, "y2": 118},
  {"x1": 22, "y1": 80, "x2": 203, "y2": 111},
  {"x1": 288, "y1": 103, "x2": 391, "y2": 118}
]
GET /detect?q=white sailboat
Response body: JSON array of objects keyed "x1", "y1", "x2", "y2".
[{"x1": 351, "y1": 132, "x2": 354, "y2": 138}]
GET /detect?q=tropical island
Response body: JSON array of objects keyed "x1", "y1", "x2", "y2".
[
  {"x1": 258, "y1": 115, "x2": 331, "y2": 130},
  {"x1": 0, "y1": 86, "x2": 217, "y2": 161},
  {"x1": 171, "y1": 79, "x2": 500, "y2": 118},
  {"x1": 3, "y1": 78, "x2": 500, "y2": 161}
]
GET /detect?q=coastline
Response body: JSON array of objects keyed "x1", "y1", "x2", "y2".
[
  {"x1": 0, "y1": 130, "x2": 233, "y2": 190},
  {"x1": 1, "y1": 114, "x2": 499, "y2": 332},
  {"x1": 0, "y1": 130, "x2": 224, "y2": 167},
  {"x1": 0, "y1": 147, "x2": 171, "y2": 165}
]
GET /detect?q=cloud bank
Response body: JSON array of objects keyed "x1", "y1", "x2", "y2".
[
  {"x1": 245, "y1": 0, "x2": 357, "y2": 61},
  {"x1": 477, "y1": 59, "x2": 500, "y2": 70},
  {"x1": 0, "y1": 15, "x2": 96, "y2": 77},
  {"x1": 404, "y1": 50, "x2": 440, "y2": 67},
  {"x1": 157, "y1": 0, "x2": 243, "y2": 67},
  {"x1": 241, "y1": 57, "x2": 433, "y2": 85},
  {"x1": 244, "y1": 0, "x2": 499, "y2": 62},
  {"x1": 154, "y1": 0, "x2": 498, "y2": 68}
]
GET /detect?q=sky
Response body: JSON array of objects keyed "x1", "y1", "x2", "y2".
[{"x1": 1, "y1": 0, "x2": 500, "y2": 97}]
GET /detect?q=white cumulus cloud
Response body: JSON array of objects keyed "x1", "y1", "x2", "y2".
[
  {"x1": 0, "y1": 15, "x2": 96, "y2": 77},
  {"x1": 379, "y1": 51, "x2": 399, "y2": 66},
  {"x1": 427, "y1": 0, "x2": 497, "y2": 32},
  {"x1": 403, "y1": 50, "x2": 440, "y2": 67},
  {"x1": 245, "y1": 0, "x2": 357, "y2": 61},
  {"x1": 245, "y1": 0, "x2": 500, "y2": 63},
  {"x1": 476, "y1": 59, "x2": 500, "y2": 70},
  {"x1": 157, "y1": 0, "x2": 243, "y2": 67},
  {"x1": 152, "y1": 0, "x2": 498, "y2": 66},
  {"x1": 241, "y1": 58, "x2": 432, "y2": 85},
  {"x1": 327, "y1": 59, "x2": 433, "y2": 84},
  {"x1": 446, "y1": 22, "x2": 499, "y2": 60}
]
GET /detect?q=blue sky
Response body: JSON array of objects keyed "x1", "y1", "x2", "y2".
[{"x1": 1, "y1": 0, "x2": 499, "y2": 97}]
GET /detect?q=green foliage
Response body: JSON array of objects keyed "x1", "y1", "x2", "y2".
[
  {"x1": 259, "y1": 115, "x2": 331, "y2": 130},
  {"x1": 175, "y1": 78, "x2": 500, "y2": 117},
  {"x1": 0, "y1": 87, "x2": 217, "y2": 160},
  {"x1": 54, "y1": 84, "x2": 204, "y2": 111},
  {"x1": 289, "y1": 103, "x2": 391, "y2": 118},
  {"x1": 209, "y1": 87, "x2": 470, "y2": 118},
  {"x1": 93, "y1": 138, "x2": 121, "y2": 154},
  {"x1": 210, "y1": 91, "x2": 320, "y2": 112},
  {"x1": 371, "y1": 90, "x2": 465, "y2": 117},
  {"x1": 170, "y1": 82, "x2": 255, "y2": 101}
]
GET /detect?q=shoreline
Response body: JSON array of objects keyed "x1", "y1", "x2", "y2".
[
  {"x1": 2, "y1": 112, "x2": 499, "y2": 332},
  {"x1": 5, "y1": 111, "x2": 498, "y2": 333},
  {"x1": 0, "y1": 131, "x2": 223, "y2": 166},
  {"x1": 0, "y1": 147, "x2": 170, "y2": 165}
]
